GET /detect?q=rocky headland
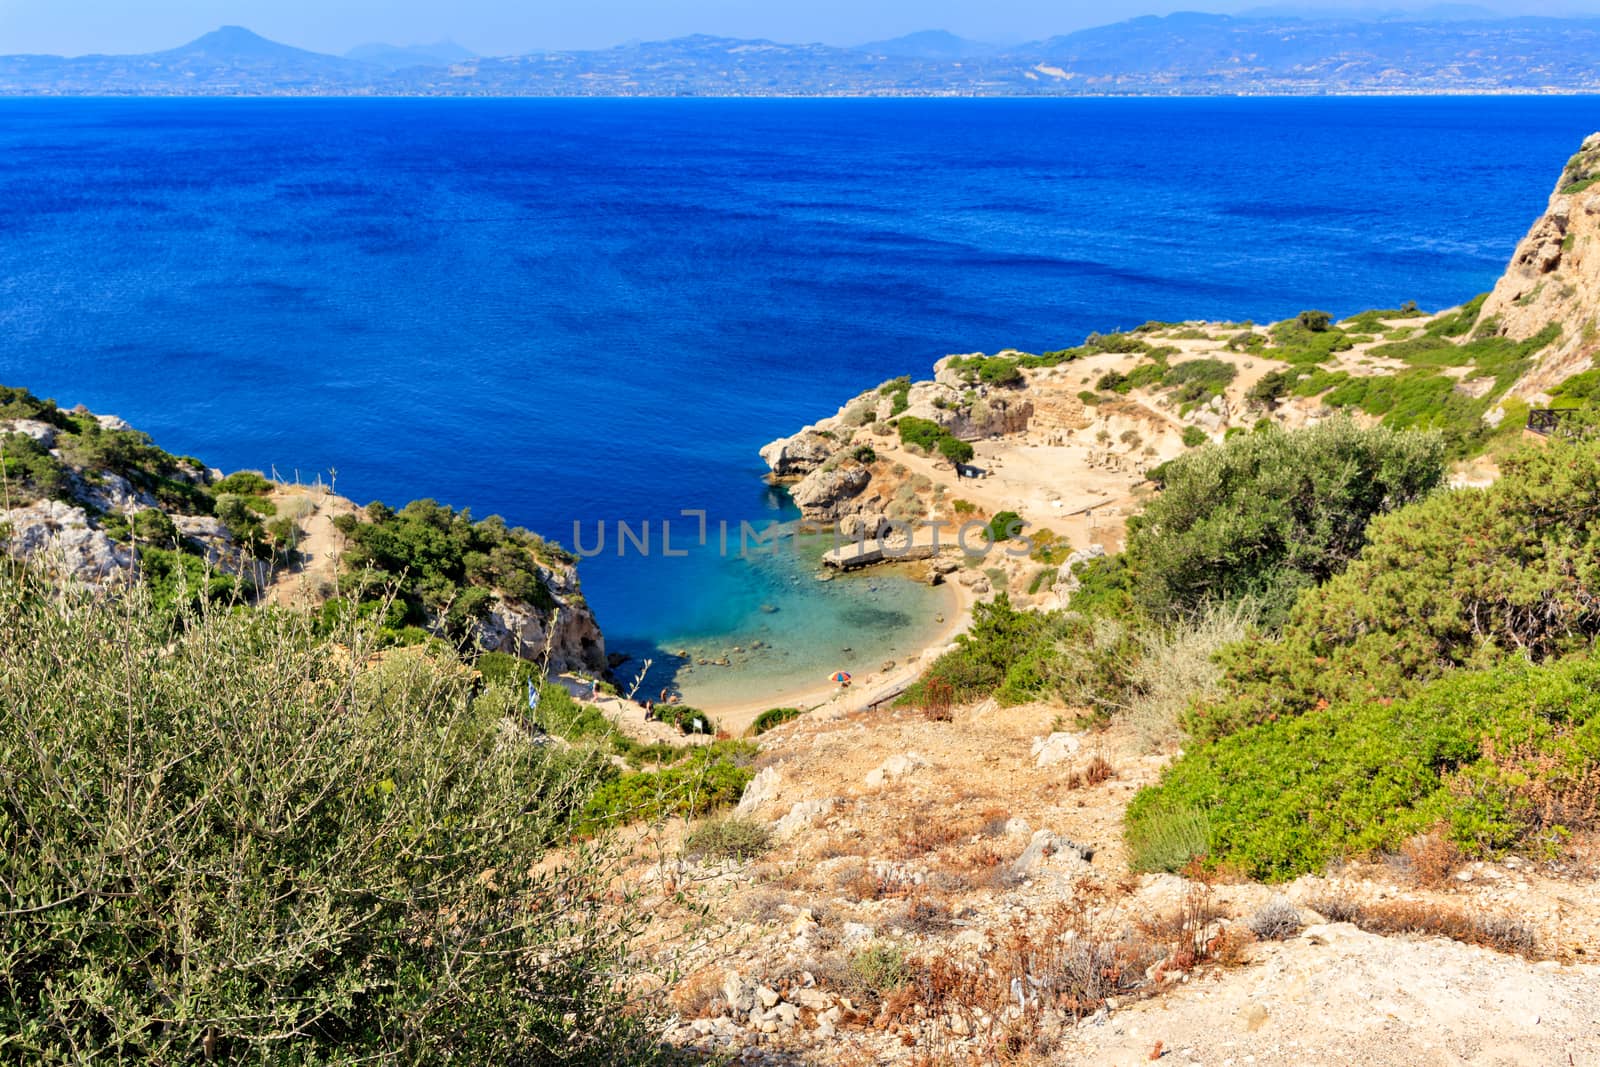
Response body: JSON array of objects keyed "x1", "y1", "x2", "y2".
[{"x1": 0, "y1": 391, "x2": 605, "y2": 673}]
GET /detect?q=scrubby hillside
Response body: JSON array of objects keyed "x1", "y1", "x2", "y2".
[
  {"x1": 671, "y1": 133, "x2": 1600, "y2": 1063},
  {"x1": 0, "y1": 384, "x2": 605, "y2": 672}
]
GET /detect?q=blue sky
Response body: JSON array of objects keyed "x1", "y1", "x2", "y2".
[{"x1": 2, "y1": 0, "x2": 1597, "y2": 56}]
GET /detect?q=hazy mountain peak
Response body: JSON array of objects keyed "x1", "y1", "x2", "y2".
[{"x1": 167, "y1": 26, "x2": 311, "y2": 58}]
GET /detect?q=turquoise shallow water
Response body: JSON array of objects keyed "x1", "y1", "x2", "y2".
[
  {"x1": 0, "y1": 96, "x2": 1594, "y2": 700},
  {"x1": 635, "y1": 532, "x2": 958, "y2": 707}
]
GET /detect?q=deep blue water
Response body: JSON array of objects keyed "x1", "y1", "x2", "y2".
[{"x1": 1, "y1": 97, "x2": 1595, "y2": 692}]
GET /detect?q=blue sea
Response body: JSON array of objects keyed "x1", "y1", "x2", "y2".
[{"x1": 1, "y1": 97, "x2": 1594, "y2": 703}]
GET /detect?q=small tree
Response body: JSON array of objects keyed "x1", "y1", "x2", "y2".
[
  {"x1": 1297, "y1": 309, "x2": 1333, "y2": 332},
  {"x1": 1125, "y1": 416, "x2": 1446, "y2": 625}
]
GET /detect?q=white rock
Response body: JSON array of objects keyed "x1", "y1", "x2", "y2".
[
  {"x1": 2, "y1": 500, "x2": 134, "y2": 585},
  {"x1": 1, "y1": 419, "x2": 58, "y2": 448},
  {"x1": 841, "y1": 922, "x2": 875, "y2": 946},
  {"x1": 1031, "y1": 731, "x2": 1082, "y2": 768},
  {"x1": 774, "y1": 797, "x2": 834, "y2": 839},
  {"x1": 735, "y1": 765, "x2": 782, "y2": 816}
]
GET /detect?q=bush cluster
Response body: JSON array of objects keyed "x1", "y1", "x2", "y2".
[
  {"x1": 333, "y1": 498, "x2": 573, "y2": 646},
  {"x1": 1129, "y1": 656, "x2": 1600, "y2": 880},
  {"x1": 0, "y1": 563, "x2": 664, "y2": 1062},
  {"x1": 896, "y1": 415, "x2": 974, "y2": 465},
  {"x1": 1194, "y1": 435, "x2": 1600, "y2": 740},
  {"x1": 1126, "y1": 417, "x2": 1446, "y2": 626}
]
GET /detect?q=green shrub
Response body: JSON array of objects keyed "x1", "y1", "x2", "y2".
[
  {"x1": 1078, "y1": 389, "x2": 1102, "y2": 406},
  {"x1": 897, "y1": 415, "x2": 973, "y2": 466},
  {"x1": 333, "y1": 499, "x2": 571, "y2": 644},
  {"x1": 849, "y1": 943, "x2": 910, "y2": 996},
  {"x1": 987, "y1": 510, "x2": 1024, "y2": 542},
  {"x1": 1163, "y1": 359, "x2": 1237, "y2": 406},
  {"x1": 1181, "y1": 426, "x2": 1208, "y2": 448},
  {"x1": 0, "y1": 564, "x2": 663, "y2": 1062},
  {"x1": 1027, "y1": 567, "x2": 1058, "y2": 595},
  {"x1": 879, "y1": 375, "x2": 913, "y2": 417},
  {"x1": 657, "y1": 703, "x2": 718, "y2": 735},
  {"x1": 751, "y1": 706, "x2": 802, "y2": 735},
  {"x1": 900, "y1": 594, "x2": 1058, "y2": 707},
  {"x1": 581, "y1": 743, "x2": 754, "y2": 829},
  {"x1": 0, "y1": 384, "x2": 76, "y2": 430},
  {"x1": 1424, "y1": 292, "x2": 1488, "y2": 338},
  {"x1": 1132, "y1": 656, "x2": 1600, "y2": 880},
  {"x1": 137, "y1": 547, "x2": 250, "y2": 617},
  {"x1": 1196, "y1": 435, "x2": 1600, "y2": 741},
  {"x1": 1296, "y1": 309, "x2": 1333, "y2": 332},
  {"x1": 938, "y1": 435, "x2": 975, "y2": 466},
  {"x1": 682, "y1": 816, "x2": 772, "y2": 861},
  {"x1": 1247, "y1": 371, "x2": 1289, "y2": 406},
  {"x1": 1262, "y1": 317, "x2": 1353, "y2": 364},
  {"x1": 1126, "y1": 804, "x2": 1210, "y2": 873},
  {"x1": 211, "y1": 470, "x2": 274, "y2": 495},
  {"x1": 0, "y1": 432, "x2": 69, "y2": 502},
  {"x1": 1125, "y1": 417, "x2": 1446, "y2": 625},
  {"x1": 947, "y1": 355, "x2": 1023, "y2": 387}
]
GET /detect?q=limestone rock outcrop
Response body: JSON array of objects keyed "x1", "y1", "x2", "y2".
[
  {"x1": 2, "y1": 500, "x2": 134, "y2": 585},
  {"x1": 1482, "y1": 132, "x2": 1600, "y2": 400},
  {"x1": 759, "y1": 429, "x2": 840, "y2": 480}
]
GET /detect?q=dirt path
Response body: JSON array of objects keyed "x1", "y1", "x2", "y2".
[{"x1": 262, "y1": 486, "x2": 357, "y2": 608}]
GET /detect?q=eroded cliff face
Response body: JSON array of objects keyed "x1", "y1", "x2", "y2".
[
  {"x1": 470, "y1": 565, "x2": 607, "y2": 674},
  {"x1": 1483, "y1": 132, "x2": 1600, "y2": 400}
]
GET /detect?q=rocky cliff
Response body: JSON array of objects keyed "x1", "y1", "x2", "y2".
[
  {"x1": 1483, "y1": 132, "x2": 1600, "y2": 401},
  {"x1": 0, "y1": 385, "x2": 604, "y2": 674}
]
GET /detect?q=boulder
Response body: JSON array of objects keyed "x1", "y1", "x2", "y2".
[
  {"x1": 1, "y1": 419, "x2": 58, "y2": 448},
  {"x1": 760, "y1": 429, "x2": 840, "y2": 479},
  {"x1": 865, "y1": 751, "x2": 925, "y2": 788},
  {"x1": 1050, "y1": 544, "x2": 1106, "y2": 606},
  {"x1": 1009, "y1": 829, "x2": 1094, "y2": 881},
  {"x1": 474, "y1": 585, "x2": 606, "y2": 674},
  {"x1": 1030, "y1": 732, "x2": 1082, "y2": 768},
  {"x1": 838, "y1": 512, "x2": 888, "y2": 539},
  {"x1": 774, "y1": 797, "x2": 834, "y2": 839},
  {"x1": 71, "y1": 470, "x2": 154, "y2": 514}
]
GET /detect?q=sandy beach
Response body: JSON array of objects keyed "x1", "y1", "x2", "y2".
[{"x1": 693, "y1": 576, "x2": 978, "y2": 734}]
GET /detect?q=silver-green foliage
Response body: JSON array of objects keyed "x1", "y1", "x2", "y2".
[{"x1": 0, "y1": 565, "x2": 663, "y2": 1064}]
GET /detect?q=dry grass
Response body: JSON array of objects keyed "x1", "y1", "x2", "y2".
[
  {"x1": 882, "y1": 882, "x2": 1164, "y2": 1065},
  {"x1": 1245, "y1": 898, "x2": 1303, "y2": 941},
  {"x1": 1064, "y1": 754, "x2": 1115, "y2": 791},
  {"x1": 1480, "y1": 734, "x2": 1600, "y2": 855},
  {"x1": 668, "y1": 967, "x2": 726, "y2": 1019},
  {"x1": 1398, "y1": 828, "x2": 1463, "y2": 888},
  {"x1": 1309, "y1": 893, "x2": 1540, "y2": 958},
  {"x1": 1125, "y1": 603, "x2": 1252, "y2": 750}
]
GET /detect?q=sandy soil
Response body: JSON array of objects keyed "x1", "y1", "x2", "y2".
[{"x1": 262, "y1": 485, "x2": 357, "y2": 608}]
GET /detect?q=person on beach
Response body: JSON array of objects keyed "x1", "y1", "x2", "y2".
[{"x1": 643, "y1": 699, "x2": 656, "y2": 722}]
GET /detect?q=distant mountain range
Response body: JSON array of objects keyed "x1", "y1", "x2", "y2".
[{"x1": 4, "y1": 15, "x2": 1600, "y2": 96}]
